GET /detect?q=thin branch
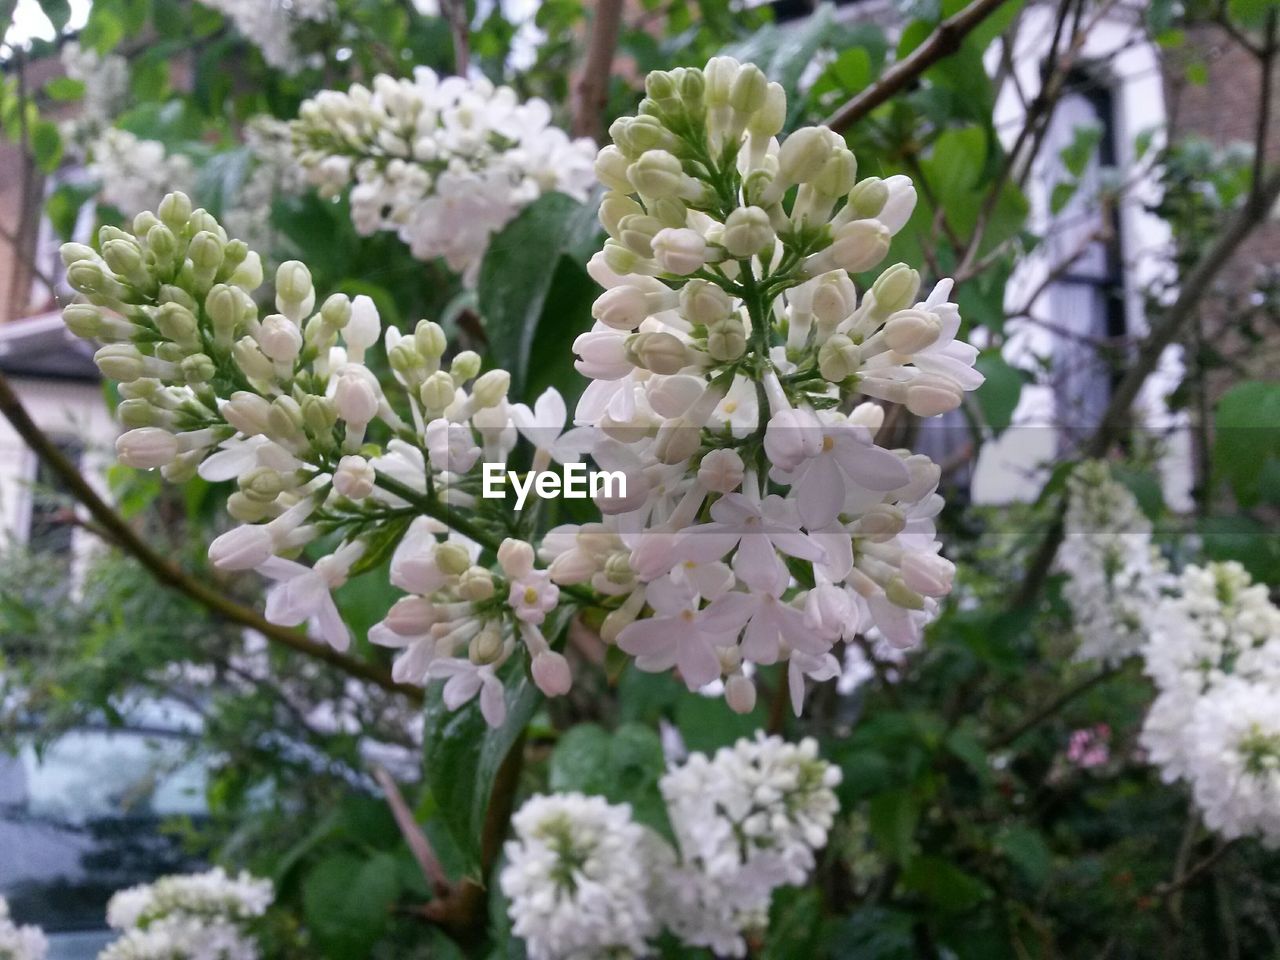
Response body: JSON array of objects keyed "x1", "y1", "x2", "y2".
[
  {"x1": 572, "y1": 0, "x2": 625, "y2": 141},
  {"x1": 373, "y1": 765, "x2": 452, "y2": 897},
  {"x1": 1250, "y1": 10, "x2": 1277, "y2": 205},
  {"x1": 1156, "y1": 839, "x2": 1239, "y2": 901},
  {"x1": 440, "y1": 0, "x2": 470, "y2": 76},
  {"x1": 0, "y1": 371, "x2": 423, "y2": 703},
  {"x1": 824, "y1": 0, "x2": 1014, "y2": 132},
  {"x1": 988, "y1": 665, "x2": 1118, "y2": 749}
]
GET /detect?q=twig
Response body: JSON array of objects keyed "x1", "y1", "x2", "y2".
[
  {"x1": 988, "y1": 665, "x2": 1118, "y2": 749},
  {"x1": 0, "y1": 371, "x2": 423, "y2": 703},
  {"x1": 572, "y1": 0, "x2": 625, "y2": 141},
  {"x1": 440, "y1": 0, "x2": 470, "y2": 76},
  {"x1": 824, "y1": 0, "x2": 1014, "y2": 132},
  {"x1": 1155, "y1": 838, "x2": 1238, "y2": 901},
  {"x1": 373, "y1": 765, "x2": 452, "y2": 897},
  {"x1": 1250, "y1": 10, "x2": 1277, "y2": 207}
]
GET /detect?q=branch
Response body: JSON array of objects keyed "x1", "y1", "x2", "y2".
[
  {"x1": 824, "y1": 0, "x2": 1013, "y2": 132},
  {"x1": 440, "y1": 0, "x2": 470, "y2": 76},
  {"x1": 988, "y1": 665, "x2": 1118, "y2": 749},
  {"x1": 572, "y1": 0, "x2": 625, "y2": 141},
  {"x1": 1008, "y1": 164, "x2": 1280, "y2": 610},
  {"x1": 0, "y1": 371, "x2": 423, "y2": 704},
  {"x1": 373, "y1": 765, "x2": 452, "y2": 897}
]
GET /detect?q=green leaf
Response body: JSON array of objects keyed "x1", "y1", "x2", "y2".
[
  {"x1": 422, "y1": 665, "x2": 542, "y2": 876},
  {"x1": 830, "y1": 907, "x2": 916, "y2": 960},
  {"x1": 39, "y1": 0, "x2": 73, "y2": 32},
  {"x1": 867, "y1": 790, "x2": 919, "y2": 867},
  {"x1": 1049, "y1": 181, "x2": 1078, "y2": 215},
  {"x1": 31, "y1": 121, "x2": 62, "y2": 174},
  {"x1": 995, "y1": 825, "x2": 1052, "y2": 888},
  {"x1": 46, "y1": 181, "x2": 99, "y2": 242},
  {"x1": 347, "y1": 514, "x2": 412, "y2": 578},
  {"x1": 1199, "y1": 514, "x2": 1280, "y2": 584},
  {"x1": 302, "y1": 852, "x2": 401, "y2": 959},
  {"x1": 477, "y1": 191, "x2": 600, "y2": 399},
  {"x1": 673, "y1": 684, "x2": 767, "y2": 754},
  {"x1": 43, "y1": 76, "x2": 85, "y2": 102},
  {"x1": 1059, "y1": 124, "x2": 1102, "y2": 177},
  {"x1": 549, "y1": 722, "x2": 669, "y2": 834},
  {"x1": 974, "y1": 351, "x2": 1023, "y2": 434},
  {"x1": 1213, "y1": 380, "x2": 1280, "y2": 507},
  {"x1": 900, "y1": 855, "x2": 990, "y2": 912}
]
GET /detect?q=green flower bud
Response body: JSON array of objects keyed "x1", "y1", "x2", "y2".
[
  {"x1": 649, "y1": 196, "x2": 689, "y2": 229},
  {"x1": 472, "y1": 369, "x2": 511, "y2": 408},
  {"x1": 748, "y1": 82, "x2": 787, "y2": 137},
  {"x1": 240, "y1": 467, "x2": 285, "y2": 503},
  {"x1": 678, "y1": 279, "x2": 732, "y2": 325},
  {"x1": 118, "y1": 398, "x2": 157, "y2": 428},
  {"x1": 227, "y1": 491, "x2": 270, "y2": 523},
  {"x1": 188, "y1": 209, "x2": 223, "y2": 238},
  {"x1": 885, "y1": 577, "x2": 926, "y2": 611},
  {"x1": 679, "y1": 67, "x2": 706, "y2": 111},
  {"x1": 707, "y1": 323, "x2": 747, "y2": 362},
  {"x1": 645, "y1": 70, "x2": 678, "y2": 104},
  {"x1": 602, "y1": 240, "x2": 644, "y2": 276},
  {"x1": 594, "y1": 146, "x2": 634, "y2": 194},
  {"x1": 159, "y1": 284, "x2": 198, "y2": 312},
  {"x1": 420, "y1": 370, "x2": 456, "y2": 412},
  {"x1": 847, "y1": 177, "x2": 889, "y2": 220},
  {"x1": 154, "y1": 302, "x2": 199, "y2": 346},
  {"x1": 206, "y1": 284, "x2": 247, "y2": 344},
  {"x1": 62, "y1": 303, "x2": 104, "y2": 339},
  {"x1": 729, "y1": 64, "x2": 768, "y2": 115},
  {"x1": 818, "y1": 333, "x2": 861, "y2": 382},
  {"x1": 721, "y1": 205, "x2": 775, "y2": 259},
  {"x1": 275, "y1": 260, "x2": 313, "y2": 305},
  {"x1": 600, "y1": 192, "x2": 645, "y2": 238},
  {"x1": 233, "y1": 337, "x2": 275, "y2": 381},
  {"x1": 705, "y1": 56, "x2": 739, "y2": 106},
  {"x1": 146, "y1": 224, "x2": 178, "y2": 263},
  {"x1": 181, "y1": 353, "x2": 216, "y2": 384},
  {"x1": 321, "y1": 293, "x2": 352, "y2": 328},
  {"x1": 626, "y1": 114, "x2": 679, "y2": 153},
  {"x1": 94, "y1": 344, "x2": 146, "y2": 381},
  {"x1": 414, "y1": 320, "x2": 447, "y2": 360},
  {"x1": 458, "y1": 566, "x2": 495, "y2": 601},
  {"x1": 869, "y1": 264, "x2": 922, "y2": 319},
  {"x1": 450, "y1": 351, "x2": 481, "y2": 384},
  {"x1": 619, "y1": 213, "x2": 663, "y2": 257},
  {"x1": 132, "y1": 212, "x2": 162, "y2": 237},
  {"x1": 157, "y1": 192, "x2": 193, "y2": 231},
  {"x1": 813, "y1": 149, "x2": 858, "y2": 199},
  {"x1": 188, "y1": 231, "x2": 225, "y2": 274},
  {"x1": 267, "y1": 395, "x2": 305, "y2": 440},
  {"x1": 302, "y1": 395, "x2": 338, "y2": 444},
  {"x1": 388, "y1": 341, "x2": 424, "y2": 378},
  {"x1": 470, "y1": 621, "x2": 504, "y2": 663},
  {"x1": 436, "y1": 541, "x2": 472, "y2": 576},
  {"x1": 219, "y1": 239, "x2": 249, "y2": 275},
  {"x1": 230, "y1": 251, "x2": 264, "y2": 289}
]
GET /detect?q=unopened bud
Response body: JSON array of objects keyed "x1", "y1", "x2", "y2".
[
  {"x1": 725, "y1": 673, "x2": 757, "y2": 714},
  {"x1": 94, "y1": 344, "x2": 145, "y2": 381},
  {"x1": 847, "y1": 177, "x2": 889, "y2": 220},
  {"x1": 116, "y1": 427, "x2": 179, "y2": 469},
  {"x1": 334, "y1": 371, "x2": 380, "y2": 425},
  {"x1": 157, "y1": 192, "x2": 193, "y2": 231},
  {"x1": 818, "y1": 334, "x2": 861, "y2": 382},
  {"x1": 904, "y1": 373, "x2": 963, "y2": 417},
  {"x1": 334, "y1": 455, "x2": 375, "y2": 499},
  {"x1": 181, "y1": 353, "x2": 215, "y2": 383},
  {"x1": 275, "y1": 260, "x2": 313, "y2": 305},
  {"x1": 679, "y1": 279, "x2": 732, "y2": 325},
  {"x1": 729, "y1": 64, "x2": 768, "y2": 115},
  {"x1": 450, "y1": 351, "x2": 481, "y2": 384},
  {"x1": 594, "y1": 146, "x2": 634, "y2": 193},
  {"x1": 722, "y1": 206, "x2": 775, "y2": 259},
  {"x1": 240, "y1": 467, "x2": 284, "y2": 503},
  {"x1": 415, "y1": 320, "x2": 447, "y2": 360},
  {"x1": 628, "y1": 331, "x2": 691, "y2": 375},
  {"x1": 458, "y1": 566, "x2": 496, "y2": 601},
  {"x1": 779, "y1": 127, "x2": 833, "y2": 184},
  {"x1": 698, "y1": 448, "x2": 744, "y2": 493},
  {"x1": 627, "y1": 150, "x2": 685, "y2": 198},
  {"x1": 651, "y1": 227, "x2": 707, "y2": 276},
  {"x1": 435, "y1": 541, "x2": 472, "y2": 576},
  {"x1": 498, "y1": 538, "x2": 536, "y2": 579},
  {"x1": 420, "y1": 371, "x2": 456, "y2": 413},
  {"x1": 883, "y1": 308, "x2": 942, "y2": 354},
  {"x1": 870, "y1": 264, "x2": 921, "y2": 318},
  {"x1": 531, "y1": 650, "x2": 572, "y2": 697}
]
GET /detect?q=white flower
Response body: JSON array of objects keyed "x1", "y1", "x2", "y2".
[
  {"x1": 501, "y1": 794, "x2": 666, "y2": 960},
  {"x1": 618, "y1": 577, "x2": 740, "y2": 689},
  {"x1": 428, "y1": 658, "x2": 507, "y2": 726},
  {"x1": 507, "y1": 569, "x2": 560, "y2": 625},
  {"x1": 260, "y1": 541, "x2": 365, "y2": 650},
  {"x1": 0, "y1": 897, "x2": 47, "y2": 960}
]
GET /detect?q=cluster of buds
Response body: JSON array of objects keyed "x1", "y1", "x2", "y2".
[{"x1": 558, "y1": 56, "x2": 984, "y2": 714}]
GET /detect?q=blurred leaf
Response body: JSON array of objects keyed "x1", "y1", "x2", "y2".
[
  {"x1": 46, "y1": 181, "x2": 99, "y2": 242},
  {"x1": 422, "y1": 666, "x2": 542, "y2": 877},
  {"x1": 302, "y1": 851, "x2": 400, "y2": 958},
  {"x1": 830, "y1": 907, "x2": 916, "y2": 960},
  {"x1": 1060, "y1": 124, "x2": 1101, "y2": 177},
  {"x1": 43, "y1": 76, "x2": 84, "y2": 102},
  {"x1": 1213, "y1": 380, "x2": 1280, "y2": 507},
  {"x1": 31, "y1": 120, "x2": 62, "y2": 174},
  {"x1": 1199, "y1": 514, "x2": 1280, "y2": 584},
  {"x1": 995, "y1": 824, "x2": 1052, "y2": 888},
  {"x1": 674, "y1": 683, "x2": 767, "y2": 754},
  {"x1": 478, "y1": 191, "x2": 599, "y2": 399},
  {"x1": 549, "y1": 722, "x2": 670, "y2": 834},
  {"x1": 974, "y1": 351, "x2": 1022, "y2": 434},
  {"x1": 900, "y1": 855, "x2": 989, "y2": 912},
  {"x1": 348, "y1": 514, "x2": 412, "y2": 578},
  {"x1": 868, "y1": 790, "x2": 919, "y2": 866},
  {"x1": 39, "y1": 0, "x2": 73, "y2": 31},
  {"x1": 764, "y1": 887, "x2": 828, "y2": 959}
]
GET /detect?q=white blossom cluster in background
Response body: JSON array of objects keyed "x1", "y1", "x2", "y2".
[
  {"x1": 501, "y1": 735, "x2": 841, "y2": 959},
  {"x1": 88, "y1": 129, "x2": 198, "y2": 219},
  {"x1": 1058, "y1": 460, "x2": 1170, "y2": 663},
  {"x1": 100, "y1": 868, "x2": 273, "y2": 960},
  {"x1": 197, "y1": 0, "x2": 335, "y2": 74},
  {"x1": 61, "y1": 54, "x2": 979, "y2": 730},
  {"x1": 289, "y1": 68, "x2": 597, "y2": 284},
  {"x1": 59, "y1": 41, "x2": 130, "y2": 140},
  {"x1": 1140, "y1": 562, "x2": 1280, "y2": 846},
  {"x1": 220, "y1": 117, "x2": 310, "y2": 258},
  {"x1": 0, "y1": 897, "x2": 47, "y2": 960}
]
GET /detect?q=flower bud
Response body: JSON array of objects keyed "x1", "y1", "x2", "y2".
[
  {"x1": 705, "y1": 56, "x2": 740, "y2": 106},
  {"x1": 748, "y1": 82, "x2": 786, "y2": 137},
  {"x1": 627, "y1": 150, "x2": 685, "y2": 198},
  {"x1": 847, "y1": 177, "x2": 889, "y2": 220},
  {"x1": 334, "y1": 371, "x2": 380, "y2": 425},
  {"x1": 618, "y1": 213, "x2": 663, "y2": 257},
  {"x1": 472, "y1": 369, "x2": 511, "y2": 408},
  {"x1": 532, "y1": 650, "x2": 572, "y2": 697},
  {"x1": 600, "y1": 193, "x2": 645, "y2": 238},
  {"x1": 817, "y1": 219, "x2": 891, "y2": 275},
  {"x1": 879, "y1": 175, "x2": 919, "y2": 233},
  {"x1": 268, "y1": 395, "x2": 306, "y2": 440},
  {"x1": 902, "y1": 550, "x2": 955, "y2": 598},
  {"x1": 679, "y1": 66, "x2": 706, "y2": 108},
  {"x1": 814, "y1": 149, "x2": 858, "y2": 199},
  {"x1": 651, "y1": 227, "x2": 707, "y2": 275},
  {"x1": 101, "y1": 238, "x2": 147, "y2": 285},
  {"x1": 415, "y1": 320, "x2": 447, "y2": 360},
  {"x1": 94, "y1": 344, "x2": 146, "y2": 381},
  {"x1": 721, "y1": 206, "x2": 775, "y2": 259},
  {"x1": 595, "y1": 145, "x2": 634, "y2": 193},
  {"x1": 118, "y1": 398, "x2": 157, "y2": 428},
  {"x1": 62, "y1": 303, "x2": 104, "y2": 339},
  {"x1": 811, "y1": 271, "x2": 858, "y2": 327},
  {"x1": 188, "y1": 231, "x2": 224, "y2": 274},
  {"x1": 301, "y1": 394, "x2": 337, "y2": 439},
  {"x1": 885, "y1": 577, "x2": 926, "y2": 612},
  {"x1": 602, "y1": 241, "x2": 645, "y2": 276},
  {"x1": 654, "y1": 416, "x2": 701, "y2": 464},
  {"x1": 385, "y1": 596, "x2": 436, "y2": 635},
  {"x1": 181, "y1": 353, "x2": 216, "y2": 384},
  {"x1": 420, "y1": 371, "x2": 456, "y2": 413},
  {"x1": 222, "y1": 392, "x2": 273, "y2": 436},
  {"x1": 859, "y1": 503, "x2": 906, "y2": 541},
  {"x1": 206, "y1": 284, "x2": 248, "y2": 343},
  {"x1": 729, "y1": 64, "x2": 768, "y2": 115},
  {"x1": 904, "y1": 373, "x2": 963, "y2": 417},
  {"x1": 593, "y1": 285, "x2": 650, "y2": 331},
  {"x1": 818, "y1": 334, "x2": 861, "y2": 382},
  {"x1": 334, "y1": 455, "x2": 375, "y2": 499},
  {"x1": 209, "y1": 524, "x2": 275, "y2": 570},
  {"x1": 779, "y1": 127, "x2": 833, "y2": 184},
  {"x1": 628, "y1": 331, "x2": 690, "y2": 375},
  {"x1": 883, "y1": 308, "x2": 942, "y2": 354},
  {"x1": 275, "y1": 260, "x2": 313, "y2": 306},
  {"x1": 698, "y1": 448, "x2": 744, "y2": 493},
  {"x1": 869, "y1": 264, "x2": 921, "y2": 319},
  {"x1": 259, "y1": 314, "x2": 304, "y2": 363},
  {"x1": 450, "y1": 351, "x2": 481, "y2": 384},
  {"x1": 498, "y1": 538, "x2": 536, "y2": 579},
  {"x1": 764, "y1": 407, "x2": 823, "y2": 471},
  {"x1": 146, "y1": 223, "x2": 177, "y2": 262},
  {"x1": 549, "y1": 550, "x2": 596, "y2": 585},
  {"x1": 706, "y1": 321, "x2": 746, "y2": 362},
  {"x1": 458, "y1": 566, "x2": 496, "y2": 601},
  {"x1": 321, "y1": 293, "x2": 352, "y2": 329},
  {"x1": 344, "y1": 295, "x2": 380, "y2": 354},
  {"x1": 116, "y1": 427, "x2": 179, "y2": 469},
  {"x1": 725, "y1": 673, "x2": 757, "y2": 714},
  {"x1": 679, "y1": 279, "x2": 732, "y2": 325},
  {"x1": 471, "y1": 622, "x2": 505, "y2": 664},
  {"x1": 232, "y1": 337, "x2": 275, "y2": 382},
  {"x1": 240, "y1": 467, "x2": 284, "y2": 503},
  {"x1": 230, "y1": 251, "x2": 264, "y2": 289},
  {"x1": 435, "y1": 541, "x2": 472, "y2": 577},
  {"x1": 157, "y1": 192, "x2": 193, "y2": 231}
]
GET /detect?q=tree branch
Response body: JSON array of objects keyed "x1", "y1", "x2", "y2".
[
  {"x1": 824, "y1": 0, "x2": 1014, "y2": 132},
  {"x1": 0, "y1": 371, "x2": 423, "y2": 704},
  {"x1": 988, "y1": 665, "x2": 1118, "y2": 749},
  {"x1": 373, "y1": 765, "x2": 452, "y2": 897},
  {"x1": 572, "y1": 0, "x2": 625, "y2": 141},
  {"x1": 440, "y1": 0, "x2": 470, "y2": 76}
]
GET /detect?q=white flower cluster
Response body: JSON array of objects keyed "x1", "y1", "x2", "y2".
[
  {"x1": 1058, "y1": 460, "x2": 1170, "y2": 663},
  {"x1": 556, "y1": 57, "x2": 982, "y2": 714},
  {"x1": 100, "y1": 868, "x2": 273, "y2": 960},
  {"x1": 59, "y1": 41, "x2": 129, "y2": 138},
  {"x1": 0, "y1": 897, "x2": 47, "y2": 960},
  {"x1": 501, "y1": 735, "x2": 840, "y2": 959},
  {"x1": 198, "y1": 0, "x2": 334, "y2": 73},
  {"x1": 289, "y1": 69, "x2": 596, "y2": 284},
  {"x1": 221, "y1": 117, "x2": 310, "y2": 258},
  {"x1": 89, "y1": 129, "x2": 197, "y2": 219},
  {"x1": 501, "y1": 793, "x2": 669, "y2": 960},
  {"x1": 1140, "y1": 562, "x2": 1280, "y2": 845}
]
